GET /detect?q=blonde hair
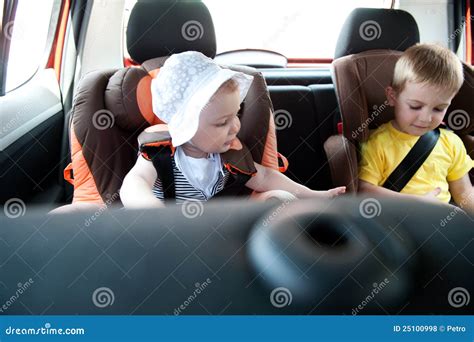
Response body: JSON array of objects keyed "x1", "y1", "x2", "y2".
[{"x1": 392, "y1": 43, "x2": 464, "y2": 96}]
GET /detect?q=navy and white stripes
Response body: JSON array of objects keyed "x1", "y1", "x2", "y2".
[{"x1": 152, "y1": 158, "x2": 229, "y2": 203}]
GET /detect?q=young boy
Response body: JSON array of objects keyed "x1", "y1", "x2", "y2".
[
  {"x1": 358, "y1": 43, "x2": 474, "y2": 212},
  {"x1": 120, "y1": 51, "x2": 345, "y2": 208}
]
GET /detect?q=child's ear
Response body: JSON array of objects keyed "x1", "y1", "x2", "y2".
[{"x1": 385, "y1": 86, "x2": 397, "y2": 106}]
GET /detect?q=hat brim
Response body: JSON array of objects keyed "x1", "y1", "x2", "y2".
[{"x1": 169, "y1": 69, "x2": 254, "y2": 147}]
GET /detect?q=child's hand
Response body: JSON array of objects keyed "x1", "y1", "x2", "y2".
[
  {"x1": 311, "y1": 186, "x2": 346, "y2": 199},
  {"x1": 421, "y1": 187, "x2": 442, "y2": 204},
  {"x1": 326, "y1": 186, "x2": 346, "y2": 198}
]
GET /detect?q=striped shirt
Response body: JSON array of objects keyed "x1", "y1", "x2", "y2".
[{"x1": 152, "y1": 157, "x2": 230, "y2": 203}]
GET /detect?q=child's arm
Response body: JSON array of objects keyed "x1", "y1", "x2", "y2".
[
  {"x1": 449, "y1": 174, "x2": 474, "y2": 213},
  {"x1": 120, "y1": 155, "x2": 165, "y2": 208},
  {"x1": 358, "y1": 179, "x2": 444, "y2": 205},
  {"x1": 246, "y1": 163, "x2": 346, "y2": 198}
]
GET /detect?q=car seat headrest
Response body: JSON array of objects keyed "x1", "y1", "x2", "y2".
[
  {"x1": 334, "y1": 8, "x2": 420, "y2": 59},
  {"x1": 105, "y1": 66, "x2": 158, "y2": 132},
  {"x1": 126, "y1": 0, "x2": 217, "y2": 64},
  {"x1": 332, "y1": 50, "x2": 399, "y2": 143}
]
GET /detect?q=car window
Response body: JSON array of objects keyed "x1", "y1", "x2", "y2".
[
  {"x1": 5, "y1": 0, "x2": 56, "y2": 92},
  {"x1": 203, "y1": 0, "x2": 390, "y2": 58},
  {"x1": 123, "y1": 0, "x2": 391, "y2": 60}
]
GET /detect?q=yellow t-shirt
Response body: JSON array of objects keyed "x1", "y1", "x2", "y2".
[{"x1": 359, "y1": 121, "x2": 473, "y2": 203}]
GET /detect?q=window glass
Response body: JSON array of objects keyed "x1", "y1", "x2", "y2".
[
  {"x1": 5, "y1": 0, "x2": 56, "y2": 92},
  {"x1": 204, "y1": 0, "x2": 390, "y2": 58}
]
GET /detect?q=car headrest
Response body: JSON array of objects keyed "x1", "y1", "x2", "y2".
[
  {"x1": 332, "y1": 50, "x2": 400, "y2": 143},
  {"x1": 126, "y1": 0, "x2": 217, "y2": 63},
  {"x1": 334, "y1": 8, "x2": 420, "y2": 59}
]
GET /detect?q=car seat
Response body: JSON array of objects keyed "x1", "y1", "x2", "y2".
[
  {"x1": 56, "y1": 0, "x2": 282, "y2": 211},
  {"x1": 324, "y1": 8, "x2": 474, "y2": 193}
]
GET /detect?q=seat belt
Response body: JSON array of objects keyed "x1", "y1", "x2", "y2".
[
  {"x1": 383, "y1": 128, "x2": 440, "y2": 192},
  {"x1": 148, "y1": 147, "x2": 252, "y2": 202},
  {"x1": 148, "y1": 146, "x2": 176, "y2": 200},
  {"x1": 212, "y1": 173, "x2": 252, "y2": 198}
]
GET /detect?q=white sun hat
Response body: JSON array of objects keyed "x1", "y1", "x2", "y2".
[{"x1": 151, "y1": 51, "x2": 254, "y2": 147}]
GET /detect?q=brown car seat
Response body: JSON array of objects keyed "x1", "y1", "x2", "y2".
[
  {"x1": 324, "y1": 8, "x2": 474, "y2": 193},
  {"x1": 57, "y1": 1, "x2": 282, "y2": 210}
]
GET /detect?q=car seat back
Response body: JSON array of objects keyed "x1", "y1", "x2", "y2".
[
  {"x1": 63, "y1": 0, "x2": 279, "y2": 206},
  {"x1": 325, "y1": 7, "x2": 473, "y2": 191}
]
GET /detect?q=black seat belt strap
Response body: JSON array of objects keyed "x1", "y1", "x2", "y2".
[
  {"x1": 149, "y1": 147, "x2": 176, "y2": 201},
  {"x1": 383, "y1": 128, "x2": 440, "y2": 192}
]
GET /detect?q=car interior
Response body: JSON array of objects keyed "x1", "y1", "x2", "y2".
[{"x1": 0, "y1": 0, "x2": 473, "y2": 315}]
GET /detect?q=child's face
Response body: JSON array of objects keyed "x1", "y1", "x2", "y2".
[
  {"x1": 386, "y1": 81, "x2": 455, "y2": 136},
  {"x1": 186, "y1": 88, "x2": 241, "y2": 155}
]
